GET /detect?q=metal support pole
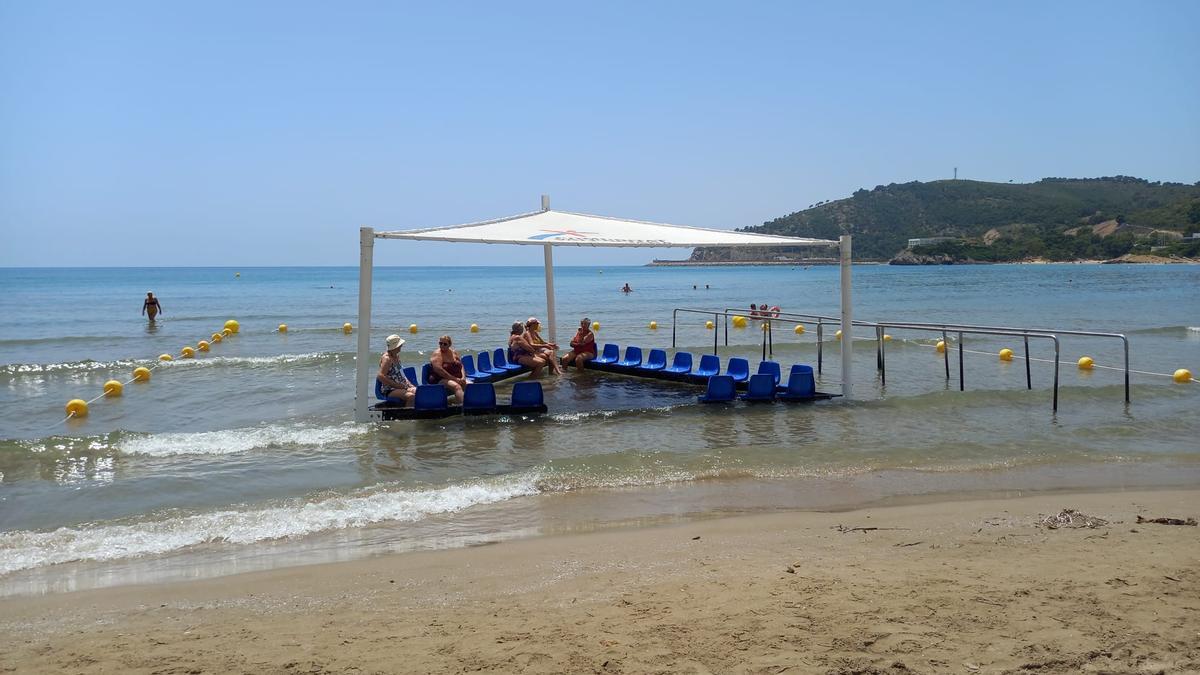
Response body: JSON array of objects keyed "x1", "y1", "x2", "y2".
[
  {"x1": 768, "y1": 320, "x2": 773, "y2": 358},
  {"x1": 1023, "y1": 335, "x2": 1032, "y2": 390},
  {"x1": 544, "y1": 244, "x2": 557, "y2": 346},
  {"x1": 761, "y1": 322, "x2": 768, "y2": 362},
  {"x1": 671, "y1": 309, "x2": 677, "y2": 349},
  {"x1": 875, "y1": 326, "x2": 883, "y2": 372},
  {"x1": 723, "y1": 314, "x2": 728, "y2": 346},
  {"x1": 839, "y1": 235, "x2": 853, "y2": 400},
  {"x1": 1122, "y1": 337, "x2": 1130, "y2": 404},
  {"x1": 353, "y1": 227, "x2": 375, "y2": 423},
  {"x1": 957, "y1": 331, "x2": 964, "y2": 392}
]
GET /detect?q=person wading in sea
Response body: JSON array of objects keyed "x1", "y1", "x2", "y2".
[{"x1": 142, "y1": 292, "x2": 163, "y2": 322}]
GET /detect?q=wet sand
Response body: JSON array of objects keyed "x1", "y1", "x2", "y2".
[{"x1": 2, "y1": 489, "x2": 1197, "y2": 674}]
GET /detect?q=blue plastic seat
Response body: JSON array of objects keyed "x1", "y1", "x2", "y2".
[
  {"x1": 461, "y1": 354, "x2": 491, "y2": 383},
  {"x1": 615, "y1": 346, "x2": 643, "y2": 369},
  {"x1": 418, "y1": 363, "x2": 432, "y2": 385},
  {"x1": 637, "y1": 349, "x2": 667, "y2": 372},
  {"x1": 510, "y1": 381, "x2": 545, "y2": 408},
  {"x1": 374, "y1": 378, "x2": 388, "y2": 401},
  {"x1": 779, "y1": 365, "x2": 816, "y2": 400},
  {"x1": 593, "y1": 344, "x2": 620, "y2": 365},
  {"x1": 662, "y1": 352, "x2": 693, "y2": 376},
  {"x1": 476, "y1": 351, "x2": 506, "y2": 377},
  {"x1": 740, "y1": 373, "x2": 777, "y2": 401},
  {"x1": 403, "y1": 366, "x2": 418, "y2": 386},
  {"x1": 758, "y1": 360, "x2": 782, "y2": 386},
  {"x1": 726, "y1": 357, "x2": 750, "y2": 383},
  {"x1": 493, "y1": 348, "x2": 523, "y2": 371},
  {"x1": 414, "y1": 384, "x2": 448, "y2": 410},
  {"x1": 698, "y1": 375, "x2": 736, "y2": 403},
  {"x1": 695, "y1": 354, "x2": 720, "y2": 377},
  {"x1": 462, "y1": 383, "x2": 498, "y2": 413}
]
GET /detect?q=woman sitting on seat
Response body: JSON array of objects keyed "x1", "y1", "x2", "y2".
[
  {"x1": 377, "y1": 334, "x2": 416, "y2": 406},
  {"x1": 562, "y1": 317, "x2": 596, "y2": 370},
  {"x1": 429, "y1": 335, "x2": 468, "y2": 404},
  {"x1": 508, "y1": 322, "x2": 546, "y2": 378},
  {"x1": 524, "y1": 317, "x2": 562, "y2": 374}
]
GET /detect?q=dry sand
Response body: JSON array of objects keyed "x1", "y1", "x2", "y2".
[{"x1": 2, "y1": 489, "x2": 1197, "y2": 674}]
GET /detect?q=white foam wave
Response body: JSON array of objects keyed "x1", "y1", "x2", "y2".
[
  {"x1": 0, "y1": 476, "x2": 542, "y2": 576},
  {"x1": 117, "y1": 423, "x2": 369, "y2": 457},
  {"x1": 157, "y1": 352, "x2": 347, "y2": 369}
]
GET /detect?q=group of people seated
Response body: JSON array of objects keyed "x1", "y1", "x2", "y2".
[{"x1": 376, "y1": 317, "x2": 599, "y2": 406}]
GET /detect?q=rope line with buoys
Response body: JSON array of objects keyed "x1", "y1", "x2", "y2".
[
  {"x1": 902, "y1": 338, "x2": 1196, "y2": 384},
  {"x1": 54, "y1": 318, "x2": 244, "y2": 426}
]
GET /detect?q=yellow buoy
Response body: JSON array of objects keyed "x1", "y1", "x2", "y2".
[
  {"x1": 936, "y1": 340, "x2": 946, "y2": 354},
  {"x1": 159, "y1": 353, "x2": 173, "y2": 362},
  {"x1": 211, "y1": 333, "x2": 223, "y2": 343},
  {"x1": 705, "y1": 320, "x2": 714, "y2": 330},
  {"x1": 278, "y1": 324, "x2": 288, "y2": 333},
  {"x1": 649, "y1": 321, "x2": 658, "y2": 330},
  {"x1": 732, "y1": 316, "x2": 746, "y2": 329},
  {"x1": 470, "y1": 323, "x2": 479, "y2": 333},
  {"x1": 408, "y1": 323, "x2": 419, "y2": 334},
  {"x1": 835, "y1": 330, "x2": 843, "y2": 340},
  {"x1": 999, "y1": 348, "x2": 1013, "y2": 361},
  {"x1": 883, "y1": 334, "x2": 892, "y2": 342},
  {"x1": 103, "y1": 380, "x2": 123, "y2": 397},
  {"x1": 1078, "y1": 356, "x2": 1094, "y2": 370},
  {"x1": 342, "y1": 322, "x2": 353, "y2": 334},
  {"x1": 224, "y1": 320, "x2": 240, "y2": 334},
  {"x1": 222, "y1": 328, "x2": 232, "y2": 337},
  {"x1": 181, "y1": 346, "x2": 195, "y2": 358},
  {"x1": 794, "y1": 324, "x2": 805, "y2": 334},
  {"x1": 1173, "y1": 368, "x2": 1193, "y2": 383},
  {"x1": 65, "y1": 399, "x2": 88, "y2": 417},
  {"x1": 592, "y1": 321, "x2": 601, "y2": 331},
  {"x1": 197, "y1": 340, "x2": 210, "y2": 352},
  {"x1": 133, "y1": 366, "x2": 151, "y2": 382}
]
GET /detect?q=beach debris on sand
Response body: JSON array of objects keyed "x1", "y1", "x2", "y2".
[
  {"x1": 1039, "y1": 509, "x2": 1109, "y2": 529},
  {"x1": 1136, "y1": 515, "x2": 1197, "y2": 526}
]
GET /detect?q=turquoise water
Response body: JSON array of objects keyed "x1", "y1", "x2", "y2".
[{"x1": 1, "y1": 264, "x2": 1198, "y2": 594}]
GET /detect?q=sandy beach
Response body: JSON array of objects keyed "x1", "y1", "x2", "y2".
[{"x1": 2, "y1": 489, "x2": 1197, "y2": 674}]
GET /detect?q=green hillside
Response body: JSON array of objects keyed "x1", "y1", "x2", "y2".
[{"x1": 690, "y1": 176, "x2": 1200, "y2": 262}]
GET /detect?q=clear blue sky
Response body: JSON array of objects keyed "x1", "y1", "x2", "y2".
[{"x1": 2, "y1": 1, "x2": 1197, "y2": 267}]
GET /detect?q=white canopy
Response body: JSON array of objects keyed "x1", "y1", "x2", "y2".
[
  {"x1": 377, "y1": 208, "x2": 837, "y2": 248},
  {"x1": 354, "y1": 197, "x2": 853, "y2": 421}
]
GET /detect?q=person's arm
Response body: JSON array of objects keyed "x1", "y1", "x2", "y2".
[
  {"x1": 429, "y1": 354, "x2": 452, "y2": 381},
  {"x1": 157, "y1": 300, "x2": 163, "y2": 315},
  {"x1": 141, "y1": 301, "x2": 146, "y2": 316},
  {"x1": 583, "y1": 331, "x2": 595, "y2": 345}
]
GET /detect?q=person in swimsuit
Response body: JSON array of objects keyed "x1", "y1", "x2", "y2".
[
  {"x1": 562, "y1": 317, "x2": 597, "y2": 370},
  {"x1": 142, "y1": 292, "x2": 163, "y2": 321},
  {"x1": 621, "y1": 283, "x2": 633, "y2": 293},
  {"x1": 429, "y1": 335, "x2": 468, "y2": 404},
  {"x1": 377, "y1": 334, "x2": 416, "y2": 405},
  {"x1": 508, "y1": 322, "x2": 545, "y2": 378},
  {"x1": 524, "y1": 317, "x2": 562, "y2": 374}
]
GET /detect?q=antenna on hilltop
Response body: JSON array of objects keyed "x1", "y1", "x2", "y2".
[{"x1": 954, "y1": 167, "x2": 958, "y2": 180}]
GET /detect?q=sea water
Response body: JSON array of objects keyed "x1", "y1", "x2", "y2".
[{"x1": 1, "y1": 264, "x2": 1198, "y2": 595}]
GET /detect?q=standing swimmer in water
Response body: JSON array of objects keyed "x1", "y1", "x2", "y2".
[{"x1": 142, "y1": 292, "x2": 163, "y2": 321}]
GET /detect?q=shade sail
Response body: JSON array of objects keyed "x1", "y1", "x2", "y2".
[{"x1": 376, "y1": 209, "x2": 837, "y2": 248}]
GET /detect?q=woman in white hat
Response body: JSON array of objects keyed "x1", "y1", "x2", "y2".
[{"x1": 377, "y1": 334, "x2": 416, "y2": 405}]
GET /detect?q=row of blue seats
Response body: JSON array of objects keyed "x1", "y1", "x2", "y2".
[
  {"x1": 698, "y1": 371, "x2": 826, "y2": 404},
  {"x1": 373, "y1": 348, "x2": 528, "y2": 403},
  {"x1": 373, "y1": 381, "x2": 547, "y2": 420},
  {"x1": 585, "y1": 345, "x2": 817, "y2": 392}
]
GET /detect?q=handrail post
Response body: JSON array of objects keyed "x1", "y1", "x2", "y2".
[
  {"x1": 958, "y1": 331, "x2": 964, "y2": 391},
  {"x1": 1122, "y1": 335, "x2": 1130, "y2": 404},
  {"x1": 879, "y1": 324, "x2": 887, "y2": 387},
  {"x1": 942, "y1": 330, "x2": 950, "y2": 381},
  {"x1": 817, "y1": 322, "x2": 824, "y2": 375},
  {"x1": 1052, "y1": 336, "x2": 1060, "y2": 412},
  {"x1": 1023, "y1": 334, "x2": 1032, "y2": 390},
  {"x1": 713, "y1": 313, "x2": 718, "y2": 355},
  {"x1": 671, "y1": 308, "x2": 677, "y2": 350}
]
